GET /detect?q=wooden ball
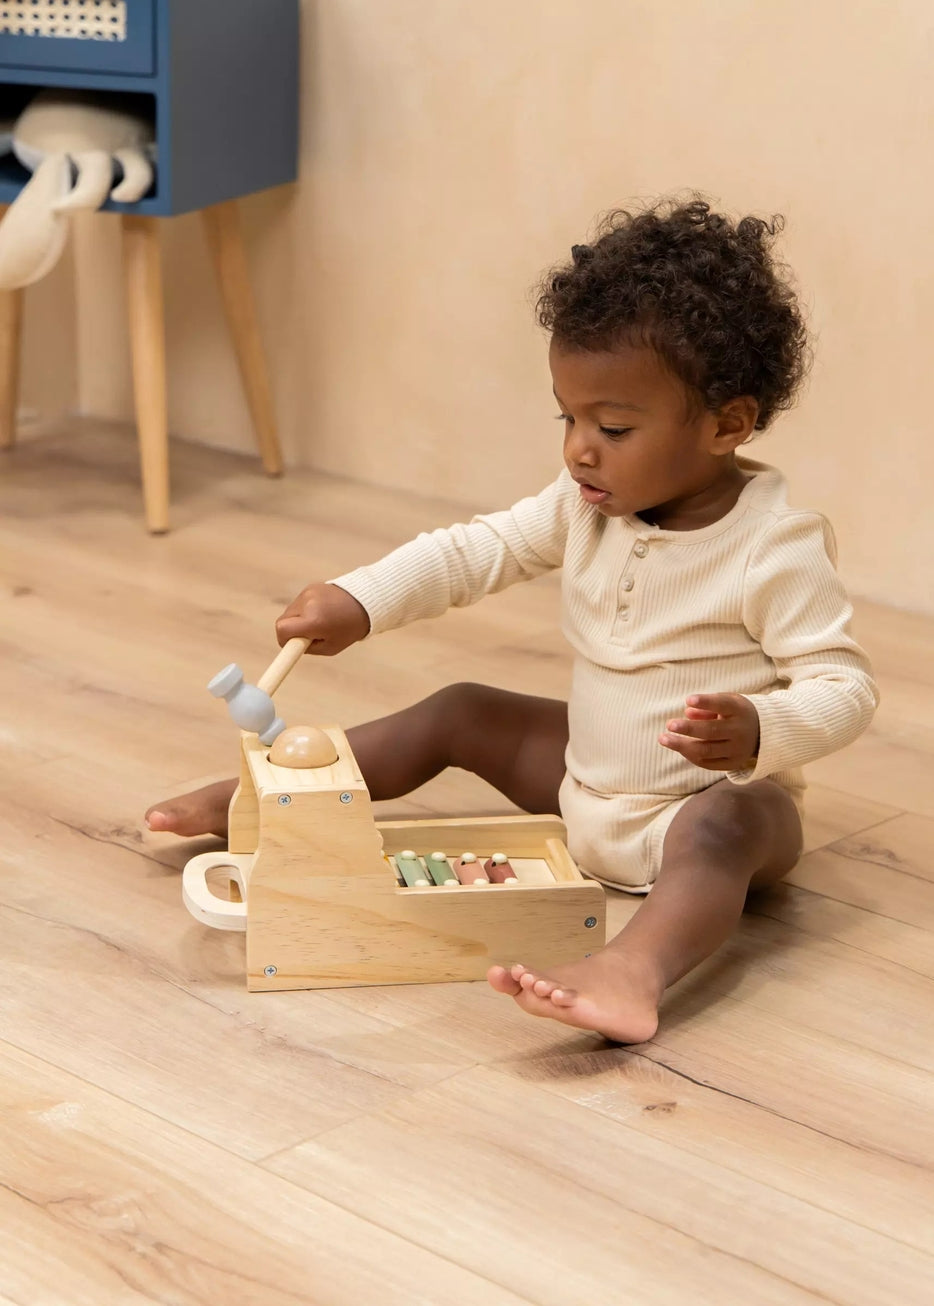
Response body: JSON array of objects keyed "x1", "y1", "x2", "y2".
[{"x1": 268, "y1": 725, "x2": 339, "y2": 769}]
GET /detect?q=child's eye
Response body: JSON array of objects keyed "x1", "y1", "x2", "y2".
[
  {"x1": 600, "y1": 426, "x2": 632, "y2": 438},
  {"x1": 554, "y1": 413, "x2": 573, "y2": 425}
]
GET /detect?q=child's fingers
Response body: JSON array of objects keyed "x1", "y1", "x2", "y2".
[
  {"x1": 686, "y1": 693, "x2": 743, "y2": 716},
  {"x1": 275, "y1": 615, "x2": 326, "y2": 650},
  {"x1": 683, "y1": 706, "x2": 720, "y2": 720},
  {"x1": 658, "y1": 731, "x2": 734, "y2": 766},
  {"x1": 665, "y1": 717, "x2": 730, "y2": 741}
]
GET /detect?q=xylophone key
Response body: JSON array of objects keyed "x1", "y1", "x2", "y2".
[
  {"x1": 452, "y1": 852, "x2": 489, "y2": 885},
  {"x1": 425, "y1": 851, "x2": 459, "y2": 886},
  {"x1": 484, "y1": 852, "x2": 519, "y2": 884},
  {"x1": 385, "y1": 854, "x2": 405, "y2": 885},
  {"x1": 394, "y1": 849, "x2": 431, "y2": 887}
]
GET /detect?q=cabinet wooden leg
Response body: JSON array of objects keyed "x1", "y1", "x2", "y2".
[
  {"x1": 122, "y1": 214, "x2": 169, "y2": 533},
  {"x1": 0, "y1": 204, "x2": 24, "y2": 449},
  {"x1": 201, "y1": 200, "x2": 283, "y2": 476},
  {"x1": 0, "y1": 287, "x2": 23, "y2": 451}
]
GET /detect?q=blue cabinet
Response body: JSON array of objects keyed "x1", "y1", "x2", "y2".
[
  {"x1": 0, "y1": 0, "x2": 299, "y2": 215},
  {"x1": 0, "y1": 1, "x2": 156, "y2": 76}
]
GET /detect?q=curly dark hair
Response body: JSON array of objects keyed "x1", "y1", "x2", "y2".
[{"x1": 536, "y1": 198, "x2": 810, "y2": 430}]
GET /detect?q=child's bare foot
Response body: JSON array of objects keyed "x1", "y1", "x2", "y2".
[
  {"x1": 145, "y1": 779, "x2": 237, "y2": 838},
  {"x1": 487, "y1": 948, "x2": 664, "y2": 1044}
]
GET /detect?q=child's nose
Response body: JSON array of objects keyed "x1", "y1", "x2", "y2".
[{"x1": 564, "y1": 425, "x2": 598, "y2": 466}]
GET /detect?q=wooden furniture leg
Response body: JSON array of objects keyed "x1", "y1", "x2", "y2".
[
  {"x1": 122, "y1": 214, "x2": 169, "y2": 534},
  {"x1": 201, "y1": 200, "x2": 283, "y2": 476},
  {"x1": 0, "y1": 205, "x2": 24, "y2": 452},
  {"x1": 0, "y1": 285, "x2": 23, "y2": 452}
]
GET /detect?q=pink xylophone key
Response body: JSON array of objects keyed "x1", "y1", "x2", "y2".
[{"x1": 452, "y1": 852, "x2": 489, "y2": 885}]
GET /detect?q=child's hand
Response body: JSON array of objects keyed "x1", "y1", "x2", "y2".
[
  {"x1": 659, "y1": 693, "x2": 760, "y2": 771},
  {"x1": 275, "y1": 582, "x2": 371, "y2": 656}
]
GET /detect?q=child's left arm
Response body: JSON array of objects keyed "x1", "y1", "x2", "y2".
[{"x1": 664, "y1": 512, "x2": 879, "y2": 783}]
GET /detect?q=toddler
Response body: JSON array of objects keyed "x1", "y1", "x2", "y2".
[{"x1": 148, "y1": 199, "x2": 878, "y2": 1043}]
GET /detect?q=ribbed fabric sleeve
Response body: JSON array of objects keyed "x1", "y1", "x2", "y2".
[
  {"x1": 727, "y1": 513, "x2": 879, "y2": 785},
  {"x1": 331, "y1": 471, "x2": 577, "y2": 635}
]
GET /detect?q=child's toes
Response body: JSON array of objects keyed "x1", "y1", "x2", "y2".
[
  {"x1": 549, "y1": 987, "x2": 578, "y2": 1008},
  {"x1": 512, "y1": 986, "x2": 562, "y2": 1020},
  {"x1": 532, "y1": 976, "x2": 560, "y2": 998},
  {"x1": 487, "y1": 964, "x2": 523, "y2": 996}
]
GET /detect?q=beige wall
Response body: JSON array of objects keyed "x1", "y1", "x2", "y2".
[
  {"x1": 18, "y1": 244, "x2": 76, "y2": 431},
  {"x1": 23, "y1": 0, "x2": 934, "y2": 612}
]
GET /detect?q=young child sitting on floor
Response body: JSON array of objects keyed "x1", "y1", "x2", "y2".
[{"x1": 147, "y1": 198, "x2": 878, "y2": 1043}]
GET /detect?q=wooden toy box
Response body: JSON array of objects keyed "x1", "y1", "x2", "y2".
[{"x1": 183, "y1": 726, "x2": 607, "y2": 992}]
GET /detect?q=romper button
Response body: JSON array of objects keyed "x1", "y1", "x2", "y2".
[
  {"x1": 634, "y1": 543, "x2": 648, "y2": 558},
  {"x1": 619, "y1": 605, "x2": 630, "y2": 619},
  {"x1": 622, "y1": 577, "x2": 634, "y2": 591}
]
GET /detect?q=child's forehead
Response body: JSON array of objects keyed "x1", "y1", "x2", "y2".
[{"x1": 549, "y1": 340, "x2": 682, "y2": 407}]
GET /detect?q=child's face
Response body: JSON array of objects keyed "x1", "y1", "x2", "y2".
[{"x1": 550, "y1": 341, "x2": 753, "y2": 525}]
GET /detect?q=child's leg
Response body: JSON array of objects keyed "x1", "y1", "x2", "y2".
[
  {"x1": 146, "y1": 683, "x2": 569, "y2": 836},
  {"x1": 488, "y1": 779, "x2": 803, "y2": 1043}
]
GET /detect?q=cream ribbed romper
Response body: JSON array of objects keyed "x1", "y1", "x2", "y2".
[{"x1": 332, "y1": 458, "x2": 878, "y2": 891}]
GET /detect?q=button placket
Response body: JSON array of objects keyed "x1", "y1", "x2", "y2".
[{"x1": 612, "y1": 535, "x2": 649, "y2": 640}]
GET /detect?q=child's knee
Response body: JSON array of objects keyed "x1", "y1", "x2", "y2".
[
  {"x1": 689, "y1": 785, "x2": 776, "y2": 865},
  {"x1": 422, "y1": 682, "x2": 504, "y2": 762},
  {"x1": 428, "y1": 682, "x2": 496, "y2": 730}
]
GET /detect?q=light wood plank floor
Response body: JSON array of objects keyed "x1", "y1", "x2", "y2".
[{"x1": 1, "y1": 422, "x2": 932, "y2": 1305}]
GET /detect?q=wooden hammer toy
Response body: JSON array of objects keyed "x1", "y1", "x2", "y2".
[{"x1": 207, "y1": 636, "x2": 309, "y2": 744}]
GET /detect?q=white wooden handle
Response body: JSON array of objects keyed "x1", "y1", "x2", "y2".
[
  {"x1": 256, "y1": 637, "x2": 310, "y2": 696},
  {"x1": 182, "y1": 851, "x2": 251, "y2": 932}
]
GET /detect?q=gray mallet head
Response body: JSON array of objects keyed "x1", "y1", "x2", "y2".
[{"x1": 207, "y1": 663, "x2": 286, "y2": 745}]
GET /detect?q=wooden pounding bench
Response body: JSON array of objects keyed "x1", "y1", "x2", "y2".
[{"x1": 182, "y1": 639, "x2": 606, "y2": 992}]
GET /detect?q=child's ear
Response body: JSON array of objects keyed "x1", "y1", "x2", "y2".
[{"x1": 711, "y1": 396, "x2": 759, "y2": 453}]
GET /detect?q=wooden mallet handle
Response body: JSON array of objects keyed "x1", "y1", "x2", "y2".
[{"x1": 257, "y1": 637, "x2": 310, "y2": 696}]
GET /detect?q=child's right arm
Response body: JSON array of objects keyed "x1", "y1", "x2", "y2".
[{"x1": 275, "y1": 472, "x2": 577, "y2": 653}]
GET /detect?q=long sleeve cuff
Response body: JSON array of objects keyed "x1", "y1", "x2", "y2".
[{"x1": 727, "y1": 666, "x2": 879, "y2": 785}]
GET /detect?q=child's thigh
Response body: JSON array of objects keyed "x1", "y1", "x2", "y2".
[{"x1": 448, "y1": 683, "x2": 569, "y2": 814}]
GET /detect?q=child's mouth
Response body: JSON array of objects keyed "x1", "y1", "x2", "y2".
[{"x1": 578, "y1": 482, "x2": 610, "y2": 504}]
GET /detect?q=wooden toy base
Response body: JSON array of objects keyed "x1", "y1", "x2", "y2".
[{"x1": 182, "y1": 726, "x2": 606, "y2": 991}]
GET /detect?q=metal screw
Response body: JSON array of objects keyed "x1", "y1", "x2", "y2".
[
  {"x1": 264, "y1": 965, "x2": 278, "y2": 977},
  {"x1": 339, "y1": 792, "x2": 353, "y2": 804},
  {"x1": 584, "y1": 916, "x2": 598, "y2": 929},
  {"x1": 278, "y1": 794, "x2": 291, "y2": 806}
]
